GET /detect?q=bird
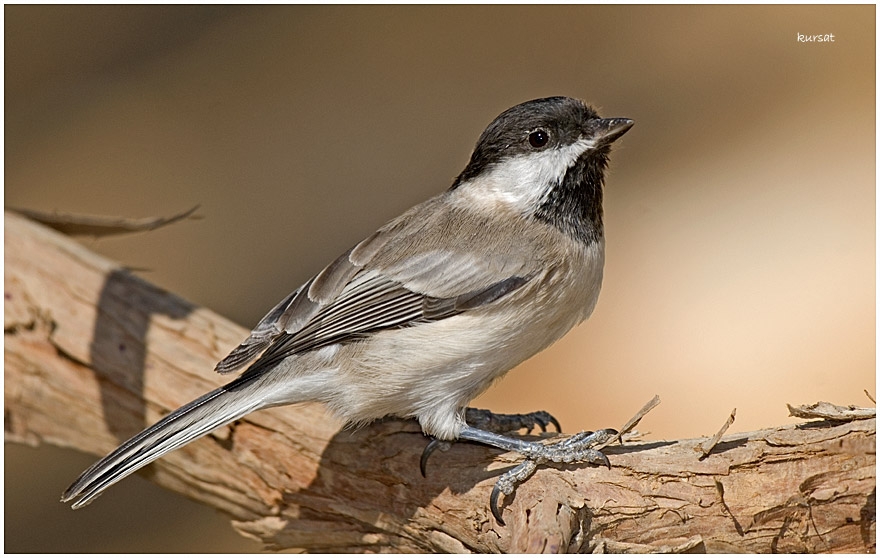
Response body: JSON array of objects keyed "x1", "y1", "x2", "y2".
[{"x1": 62, "y1": 96, "x2": 633, "y2": 524}]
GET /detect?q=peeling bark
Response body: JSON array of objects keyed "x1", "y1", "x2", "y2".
[{"x1": 5, "y1": 211, "x2": 875, "y2": 553}]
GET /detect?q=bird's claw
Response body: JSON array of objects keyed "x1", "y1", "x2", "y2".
[
  {"x1": 420, "y1": 437, "x2": 452, "y2": 477},
  {"x1": 490, "y1": 459, "x2": 538, "y2": 525},
  {"x1": 489, "y1": 428, "x2": 617, "y2": 524},
  {"x1": 465, "y1": 407, "x2": 562, "y2": 434}
]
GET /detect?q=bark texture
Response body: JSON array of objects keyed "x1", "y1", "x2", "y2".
[{"x1": 5, "y1": 211, "x2": 875, "y2": 553}]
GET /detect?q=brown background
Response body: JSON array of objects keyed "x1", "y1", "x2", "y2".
[{"x1": 5, "y1": 5, "x2": 874, "y2": 553}]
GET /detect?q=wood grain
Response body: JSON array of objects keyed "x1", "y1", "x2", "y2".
[{"x1": 5, "y1": 211, "x2": 875, "y2": 552}]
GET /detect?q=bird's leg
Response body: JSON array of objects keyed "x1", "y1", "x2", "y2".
[
  {"x1": 458, "y1": 425, "x2": 618, "y2": 525},
  {"x1": 420, "y1": 407, "x2": 563, "y2": 476},
  {"x1": 420, "y1": 407, "x2": 617, "y2": 525}
]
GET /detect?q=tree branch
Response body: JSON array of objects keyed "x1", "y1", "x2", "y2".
[{"x1": 4, "y1": 211, "x2": 875, "y2": 552}]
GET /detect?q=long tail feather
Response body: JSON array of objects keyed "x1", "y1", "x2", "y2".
[{"x1": 61, "y1": 374, "x2": 268, "y2": 509}]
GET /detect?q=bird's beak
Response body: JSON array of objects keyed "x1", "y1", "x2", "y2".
[{"x1": 590, "y1": 118, "x2": 634, "y2": 145}]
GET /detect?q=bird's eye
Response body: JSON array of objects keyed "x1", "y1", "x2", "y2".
[{"x1": 528, "y1": 130, "x2": 549, "y2": 148}]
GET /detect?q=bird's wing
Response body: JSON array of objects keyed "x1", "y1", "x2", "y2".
[{"x1": 215, "y1": 194, "x2": 544, "y2": 375}]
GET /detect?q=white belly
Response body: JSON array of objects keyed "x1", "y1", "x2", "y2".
[{"x1": 312, "y1": 239, "x2": 605, "y2": 439}]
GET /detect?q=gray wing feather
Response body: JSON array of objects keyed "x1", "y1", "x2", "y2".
[
  {"x1": 308, "y1": 246, "x2": 360, "y2": 304},
  {"x1": 216, "y1": 194, "x2": 543, "y2": 375},
  {"x1": 215, "y1": 285, "x2": 306, "y2": 374}
]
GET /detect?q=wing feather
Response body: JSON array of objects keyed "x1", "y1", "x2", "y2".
[{"x1": 216, "y1": 194, "x2": 546, "y2": 375}]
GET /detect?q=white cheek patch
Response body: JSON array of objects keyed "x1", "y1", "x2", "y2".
[{"x1": 458, "y1": 138, "x2": 595, "y2": 214}]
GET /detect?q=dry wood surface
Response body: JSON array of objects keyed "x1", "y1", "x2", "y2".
[{"x1": 5, "y1": 210, "x2": 875, "y2": 553}]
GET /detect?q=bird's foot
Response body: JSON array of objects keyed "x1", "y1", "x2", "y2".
[
  {"x1": 420, "y1": 407, "x2": 562, "y2": 476},
  {"x1": 485, "y1": 428, "x2": 617, "y2": 525},
  {"x1": 464, "y1": 407, "x2": 562, "y2": 435},
  {"x1": 456, "y1": 425, "x2": 617, "y2": 525}
]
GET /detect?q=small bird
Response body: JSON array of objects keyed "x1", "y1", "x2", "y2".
[{"x1": 62, "y1": 96, "x2": 633, "y2": 524}]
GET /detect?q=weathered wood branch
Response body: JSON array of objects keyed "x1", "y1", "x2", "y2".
[{"x1": 4, "y1": 211, "x2": 875, "y2": 553}]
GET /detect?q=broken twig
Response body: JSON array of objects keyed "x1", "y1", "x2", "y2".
[
  {"x1": 787, "y1": 401, "x2": 875, "y2": 422},
  {"x1": 597, "y1": 394, "x2": 661, "y2": 449},
  {"x1": 697, "y1": 408, "x2": 736, "y2": 458},
  {"x1": 8, "y1": 205, "x2": 201, "y2": 237}
]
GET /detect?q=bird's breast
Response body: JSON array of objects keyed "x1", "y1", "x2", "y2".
[{"x1": 321, "y1": 237, "x2": 605, "y2": 439}]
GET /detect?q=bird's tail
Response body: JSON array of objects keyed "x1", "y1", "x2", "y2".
[{"x1": 61, "y1": 373, "x2": 271, "y2": 509}]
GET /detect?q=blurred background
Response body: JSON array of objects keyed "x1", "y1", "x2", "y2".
[{"x1": 4, "y1": 5, "x2": 874, "y2": 553}]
